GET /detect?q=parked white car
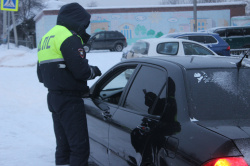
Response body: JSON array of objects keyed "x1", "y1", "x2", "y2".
[{"x1": 121, "y1": 38, "x2": 217, "y2": 61}]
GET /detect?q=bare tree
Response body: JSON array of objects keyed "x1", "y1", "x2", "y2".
[
  {"x1": 17, "y1": 0, "x2": 44, "y2": 22},
  {"x1": 16, "y1": 0, "x2": 44, "y2": 40}
]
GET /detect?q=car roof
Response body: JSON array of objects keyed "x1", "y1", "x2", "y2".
[
  {"x1": 208, "y1": 25, "x2": 250, "y2": 31},
  {"x1": 124, "y1": 55, "x2": 250, "y2": 69},
  {"x1": 137, "y1": 38, "x2": 203, "y2": 45},
  {"x1": 162, "y1": 32, "x2": 219, "y2": 37}
]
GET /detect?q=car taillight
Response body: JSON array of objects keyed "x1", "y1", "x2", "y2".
[
  {"x1": 202, "y1": 157, "x2": 248, "y2": 166},
  {"x1": 226, "y1": 46, "x2": 230, "y2": 51}
]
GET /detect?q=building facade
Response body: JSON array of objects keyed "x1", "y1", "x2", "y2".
[{"x1": 34, "y1": 2, "x2": 247, "y2": 46}]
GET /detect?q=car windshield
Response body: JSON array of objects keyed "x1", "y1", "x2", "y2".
[
  {"x1": 131, "y1": 42, "x2": 149, "y2": 54},
  {"x1": 186, "y1": 68, "x2": 250, "y2": 121}
]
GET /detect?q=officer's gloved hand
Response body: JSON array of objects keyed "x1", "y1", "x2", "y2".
[{"x1": 89, "y1": 66, "x2": 102, "y2": 79}]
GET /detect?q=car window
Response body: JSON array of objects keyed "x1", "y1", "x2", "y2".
[
  {"x1": 157, "y1": 42, "x2": 178, "y2": 55},
  {"x1": 187, "y1": 68, "x2": 250, "y2": 120},
  {"x1": 183, "y1": 42, "x2": 214, "y2": 55},
  {"x1": 106, "y1": 32, "x2": 116, "y2": 39},
  {"x1": 188, "y1": 36, "x2": 205, "y2": 43},
  {"x1": 178, "y1": 36, "x2": 189, "y2": 40},
  {"x1": 214, "y1": 29, "x2": 226, "y2": 37},
  {"x1": 204, "y1": 36, "x2": 217, "y2": 44},
  {"x1": 123, "y1": 66, "x2": 167, "y2": 116},
  {"x1": 227, "y1": 29, "x2": 244, "y2": 37},
  {"x1": 116, "y1": 32, "x2": 124, "y2": 38},
  {"x1": 95, "y1": 33, "x2": 105, "y2": 39},
  {"x1": 131, "y1": 42, "x2": 149, "y2": 55},
  {"x1": 97, "y1": 66, "x2": 136, "y2": 105},
  {"x1": 243, "y1": 28, "x2": 250, "y2": 36}
]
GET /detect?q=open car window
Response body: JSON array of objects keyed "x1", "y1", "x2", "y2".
[{"x1": 96, "y1": 66, "x2": 137, "y2": 105}]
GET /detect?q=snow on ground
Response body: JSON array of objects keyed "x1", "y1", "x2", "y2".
[{"x1": 0, "y1": 44, "x2": 122, "y2": 166}]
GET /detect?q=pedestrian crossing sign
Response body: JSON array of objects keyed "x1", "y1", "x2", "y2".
[{"x1": 1, "y1": 0, "x2": 18, "y2": 11}]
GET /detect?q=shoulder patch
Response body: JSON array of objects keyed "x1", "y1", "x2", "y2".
[{"x1": 78, "y1": 48, "x2": 85, "y2": 58}]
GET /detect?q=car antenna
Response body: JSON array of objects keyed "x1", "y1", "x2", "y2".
[{"x1": 236, "y1": 49, "x2": 250, "y2": 68}]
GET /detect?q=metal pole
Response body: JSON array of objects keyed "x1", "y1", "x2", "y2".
[
  {"x1": 11, "y1": 12, "x2": 18, "y2": 47},
  {"x1": 3, "y1": 11, "x2": 7, "y2": 44},
  {"x1": 193, "y1": 0, "x2": 197, "y2": 32},
  {"x1": 7, "y1": 11, "x2": 10, "y2": 49}
]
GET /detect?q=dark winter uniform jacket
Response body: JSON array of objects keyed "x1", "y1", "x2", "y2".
[{"x1": 37, "y1": 3, "x2": 93, "y2": 94}]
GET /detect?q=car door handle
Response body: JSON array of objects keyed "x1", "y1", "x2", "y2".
[{"x1": 102, "y1": 111, "x2": 112, "y2": 120}]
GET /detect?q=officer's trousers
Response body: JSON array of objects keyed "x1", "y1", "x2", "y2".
[{"x1": 47, "y1": 92, "x2": 90, "y2": 166}]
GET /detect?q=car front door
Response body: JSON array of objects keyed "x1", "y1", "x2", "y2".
[
  {"x1": 108, "y1": 65, "x2": 168, "y2": 166},
  {"x1": 91, "y1": 32, "x2": 106, "y2": 49},
  {"x1": 85, "y1": 64, "x2": 138, "y2": 165}
]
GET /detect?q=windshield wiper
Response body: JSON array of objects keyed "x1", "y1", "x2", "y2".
[{"x1": 236, "y1": 48, "x2": 250, "y2": 68}]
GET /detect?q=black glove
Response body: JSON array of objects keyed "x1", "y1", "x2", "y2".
[{"x1": 89, "y1": 66, "x2": 102, "y2": 79}]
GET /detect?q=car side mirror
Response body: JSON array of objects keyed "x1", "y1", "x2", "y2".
[{"x1": 130, "y1": 50, "x2": 135, "y2": 57}]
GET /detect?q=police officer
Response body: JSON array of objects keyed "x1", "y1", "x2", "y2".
[{"x1": 37, "y1": 3, "x2": 101, "y2": 166}]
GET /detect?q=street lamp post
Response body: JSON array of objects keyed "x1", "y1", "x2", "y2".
[{"x1": 193, "y1": 0, "x2": 197, "y2": 32}]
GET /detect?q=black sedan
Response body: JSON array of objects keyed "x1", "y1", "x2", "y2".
[{"x1": 84, "y1": 55, "x2": 250, "y2": 166}]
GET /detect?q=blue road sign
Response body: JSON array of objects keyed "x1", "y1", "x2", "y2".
[{"x1": 1, "y1": 0, "x2": 19, "y2": 11}]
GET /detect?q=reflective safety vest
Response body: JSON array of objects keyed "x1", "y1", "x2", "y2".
[{"x1": 37, "y1": 25, "x2": 83, "y2": 64}]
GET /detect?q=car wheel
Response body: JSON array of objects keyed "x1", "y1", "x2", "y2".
[
  {"x1": 115, "y1": 44, "x2": 123, "y2": 52},
  {"x1": 84, "y1": 45, "x2": 91, "y2": 53}
]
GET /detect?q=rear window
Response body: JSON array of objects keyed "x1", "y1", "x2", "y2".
[
  {"x1": 186, "y1": 68, "x2": 250, "y2": 121},
  {"x1": 183, "y1": 42, "x2": 214, "y2": 55}
]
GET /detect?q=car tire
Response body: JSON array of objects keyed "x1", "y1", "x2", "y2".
[
  {"x1": 84, "y1": 45, "x2": 91, "y2": 53},
  {"x1": 115, "y1": 44, "x2": 123, "y2": 52}
]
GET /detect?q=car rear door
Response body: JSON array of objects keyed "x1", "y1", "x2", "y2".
[
  {"x1": 108, "y1": 64, "x2": 168, "y2": 166},
  {"x1": 105, "y1": 32, "x2": 116, "y2": 49}
]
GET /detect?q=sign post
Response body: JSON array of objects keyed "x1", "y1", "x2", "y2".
[{"x1": 1, "y1": 0, "x2": 19, "y2": 48}]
